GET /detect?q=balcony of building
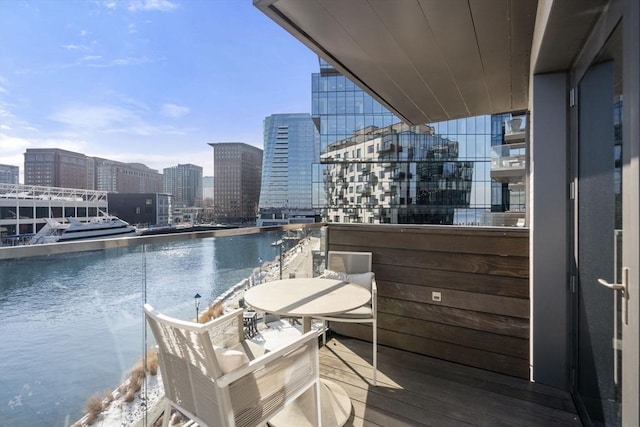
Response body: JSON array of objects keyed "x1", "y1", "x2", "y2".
[
  {"x1": 490, "y1": 142, "x2": 526, "y2": 182},
  {"x1": 0, "y1": 222, "x2": 582, "y2": 425},
  {"x1": 378, "y1": 143, "x2": 403, "y2": 155},
  {"x1": 504, "y1": 115, "x2": 527, "y2": 144}
]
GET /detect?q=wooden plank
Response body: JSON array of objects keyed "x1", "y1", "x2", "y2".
[
  {"x1": 379, "y1": 297, "x2": 530, "y2": 338},
  {"x1": 320, "y1": 364, "x2": 478, "y2": 426},
  {"x1": 381, "y1": 282, "x2": 529, "y2": 318},
  {"x1": 326, "y1": 224, "x2": 532, "y2": 379},
  {"x1": 320, "y1": 350, "x2": 553, "y2": 427},
  {"x1": 330, "y1": 323, "x2": 529, "y2": 378},
  {"x1": 328, "y1": 337, "x2": 580, "y2": 416},
  {"x1": 331, "y1": 245, "x2": 529, "y2": 278},
  {"x1": 375, "y1": 264, "x2": 529, "y2": 298},
  {"x1": 329, "y1": 226, "x2": 529, "y2": 256},
  {"x1": 320, "y1": 338, "x2": 581, "y2": 425},
  {"x1": 378, "y1": 312, "x2": 529, "y2": 359},
  {"x1": 375, "y1": 247, "x2": 529, "y2": 278},
  {"x1": 329, "y1": 314, "x2": 529, "y2": 360},
  {"x1": 350, "y1": 399, "x2": 418, "y2": 427}
]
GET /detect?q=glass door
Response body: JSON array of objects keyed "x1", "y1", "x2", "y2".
[{"x1": 574, "y1": 23, "x2": 634, "y2": 426}]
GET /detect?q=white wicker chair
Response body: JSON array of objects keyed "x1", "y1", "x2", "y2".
[
  {"x1": 317, "y1": 251, "x2": 378, "y2": 385},
  {"x1": 144, "y1": 304, "x2": 322, "y2": 427}
]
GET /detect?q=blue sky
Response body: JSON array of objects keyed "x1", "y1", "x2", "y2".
[{"x1": 0, "y1": 0, "x2": 318, "y2": 179}]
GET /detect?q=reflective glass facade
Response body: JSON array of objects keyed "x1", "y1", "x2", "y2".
[
  {"x1": 427, "y1": 117, "x2": 493, "y2": 225},
  {"x1": 258, "y1": 113, "x2": 319, "y2": 224},
  {"x1": 312, "y1": 59, "x2": 397, "y2": 151},
  {"x1": 488, "y1": 112, "x2": 528, "y2": 226},
  {"x1": 312, "y1": 59, "x2": 495, "y2": 225}
]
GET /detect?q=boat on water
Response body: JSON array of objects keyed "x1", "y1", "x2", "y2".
[{"x1": 29, "y1": 212, "x2": 139, "y2": 245}]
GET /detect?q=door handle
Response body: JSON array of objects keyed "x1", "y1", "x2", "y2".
[
  {"x1": 597, "y1": 278, "x2": 625, "y2": 292},
  {"x1": 597, "y1": 267, "x2": 629, "y2": 325}
]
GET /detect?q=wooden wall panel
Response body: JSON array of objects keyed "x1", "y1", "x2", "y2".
[
  {"x1": 375, "y1": 264, "x2": 529, "y2": 298},
  {"x1": 327, "y1": 224, "x2": 530, "y2": 378}
]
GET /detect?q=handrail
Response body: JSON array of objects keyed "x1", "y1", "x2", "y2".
[{"x1": 0, "y1": 222, "x2": 327, "y2": 260}]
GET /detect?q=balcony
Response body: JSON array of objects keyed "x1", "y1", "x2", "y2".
[
  {"x1": 504, "y1": 116, "x2": 527, "y2": 144},
  {"x1": 491, "y1": 142, "x2": 526, "y2": 183},
  {"x1": 378, "y1": 143, "x2": 397, "y2": 154},
  {"x1": 0, "y1": 223, "x2": 580, "y2": 426}
]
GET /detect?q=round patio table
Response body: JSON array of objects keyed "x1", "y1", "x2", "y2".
[
  {"x1": 244, "y1": 277, "x2": 371, "y2": 427},
  {"x1": 243, "y1": 277, "x2": 371, "y2": 333}
]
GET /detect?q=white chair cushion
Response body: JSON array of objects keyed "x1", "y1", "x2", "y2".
[
  {"x1": 324, "y1": 269, "x2": 373, "y2": 289},
  {"x1": 345, "y1": 272, "x2": 374, "y2": 292},
  {"x1": 213, "y1": 345, "x2": 250, "y2": 374},
  {"x1": 323, "y1": 269, "x2": 347, "y2": 281}
]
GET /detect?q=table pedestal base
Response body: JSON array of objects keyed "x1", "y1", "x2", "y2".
[{"x1": 268, "y1": 379, "x2": 351, "y2": 427}]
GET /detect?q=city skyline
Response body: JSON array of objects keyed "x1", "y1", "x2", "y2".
[{"x1": 0, "y1": 0, "x2": 317, "y2": 180}]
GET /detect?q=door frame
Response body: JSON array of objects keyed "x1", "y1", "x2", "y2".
[
  {"x1": 569, "y1": 0, "x2": 639, "y2": 425},
  {"x1": 620, "y1": 0, "x2": 639, "y2": 423}
]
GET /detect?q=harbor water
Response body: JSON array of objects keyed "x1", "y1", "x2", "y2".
[{"x1": 0, "y1": 232, "x2": 286, "y2": 426}]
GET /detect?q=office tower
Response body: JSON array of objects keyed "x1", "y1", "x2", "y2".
[
  {"x1": 0, "y1": 164, "x2": 19, "y2": 184},
  {"x1": 257, "y1": 113, "x2": 319, "y2": 226},
  {"x1": 24, "y1": 148, "x2": 94, "y2": 189},
  {"x1": 163, "y1": 163, "x2": 203, "y2": 208},
  {"x1": 94, "y1": 158, "x2": 162, "y2": 193},
  {"x1": 209, "y1": 142, "x2": 262, "y2": 224}
]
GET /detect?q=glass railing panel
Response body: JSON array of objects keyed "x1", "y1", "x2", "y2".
[
  {"x1": 0, "y1": 243, "x2": 146, "y2": 426},
  {"x1": 491, "y1": 142, "x2": 526, "y2": 171},
  {"x1": 504, "y1": 114, "x2": 527, "y2": 135},
  {"x1": 0, "y1": 223, "x2": 325, "y2": 426}
]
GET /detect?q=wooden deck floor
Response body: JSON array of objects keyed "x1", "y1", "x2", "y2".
[{"x1": 319, "y1": 336, "x2": 582, "y2": 427}]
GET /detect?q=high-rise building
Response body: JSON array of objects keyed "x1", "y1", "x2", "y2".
[
  {"x1": 312, "y1": 59, "x2": 487, "y2": 225},
  {"x1": 209, "y1": 143, "x2": 262, "y2": 224},
  {"x1": 94, "y1": 158, "x2": 162, "y2": 193},
  {"x1": 163, "y1": 164, "x2": 203, "y2": 208},
  {"x1": 257, "y1": 113, "x2": 319, "y2": 226},
  {"x1": 24, "y1": 148, "x2": 94, "y2": 189},
  {"x1": 0, "y1": 164, "x2": 19, "y2": 184},
  {"x1": 322, "y1": 122, "x2": 473, "y2": 224}
]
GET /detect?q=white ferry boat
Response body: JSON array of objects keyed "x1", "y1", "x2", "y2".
[{"x1": 29, "y1": 213, "x2": 139, "y2": 245}]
